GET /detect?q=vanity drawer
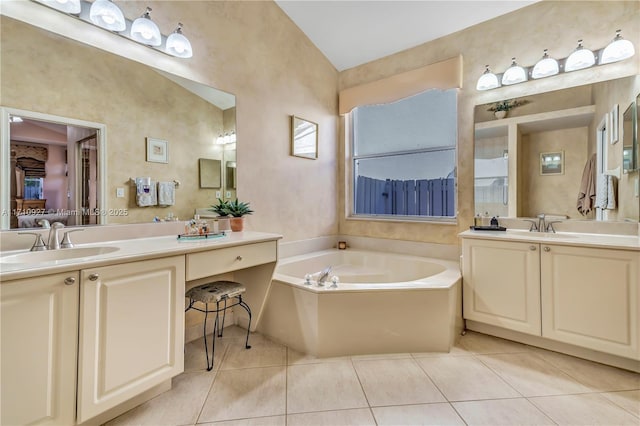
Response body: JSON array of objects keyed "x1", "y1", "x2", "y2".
[{"x1": 186, "y1": 241, "x2": 277, "y2": 281}]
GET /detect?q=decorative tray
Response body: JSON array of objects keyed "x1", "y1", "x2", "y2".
[
  {"x1": 469, "y1": 226, "x2": 507, "y2": 231},
  {"x1": 177, "y1": 231, "x2": 227, "y2": 240}
]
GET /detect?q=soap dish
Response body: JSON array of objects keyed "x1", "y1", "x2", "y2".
[
  {"x1": 470, "y1": 226, "x2": 506, "y2": 231},
  {"x1": 177, "y1": 231, "x2": 227, "y2": 240}
]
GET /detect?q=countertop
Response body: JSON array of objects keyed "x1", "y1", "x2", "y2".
[
  {"x1": 459, "y1": 229, "x2": 640, "y2": 251},
  {"x1": 0, "y1": 231, "x2": 282, "y2": 281}
]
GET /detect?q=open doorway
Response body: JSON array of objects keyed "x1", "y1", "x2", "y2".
[{"x1": 1, "y1": 108, "x2": 105, "y2": 229}]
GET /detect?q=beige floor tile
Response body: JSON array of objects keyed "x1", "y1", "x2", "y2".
[
  {"x1": 477, "y1": 353, "x2": 592, "y2": 397},
  {"x1": 530, "y1": 393, "x2": 640, "y2": 425},
  {"x1": 412, "y1": 341, "x2": 472, "y2": 358},
  {"x1": 286, "y1": 408, "x2": 376, "y2": 426},
  {"x1": 452, "y1": 398, "x2": 555, "y2": 425},
  {"x1": 220, "y1": 334, "x2": 286, "y2": 370},
  {"x1": 287, "y1": 361, "x2": 368, "y2": 413},
  {"x1": 531, "y1": 348, "x2": 640, "y2": 392},
  {"x1": 201, "y1": 415, "x2": 286, "y2": 426},
  {"x1": 184, "y1": 334, "x2": 232, "y2": 372},
  {"x1": 105, "y1": 372, "x2": 215, "y2": 426},
  {"x1": 351, "y1": 352, "x2": 413, "y2": 361},
  {"x1": 198, "y1": 366, "x2": 286, "y2": 423},
  {"x1": 416, "y1": 356, "x2": 520, "y2": 401},
  {"x1": 353, "y1": 358, "x2": 445, "y2": 406},
  {"x1": 459, "y1": 331, "x2": 530, "y2": 354},
  {"x1": 372, "y1": 403, "x2": 465, "y2": 425},
  {"x1": 601, "y1": 390, "x2": 640, "y2": 417},
  {"x1": 287, "y1": 348, "x2": 350, "y2": 365}
]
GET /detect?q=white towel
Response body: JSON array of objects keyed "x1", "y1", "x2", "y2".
[
  {"x1": 595, "y1": 175, "x2": 617, "y2": 210},
  {"x1": 606, "y1": 175, "x2": 617, "y2": 210},
  {"x1": 136, "y1": 178, "x2": 157, "y2": 207},
  {"x1": 158, "y1": 181, "x2": 175, "y2": 206}
]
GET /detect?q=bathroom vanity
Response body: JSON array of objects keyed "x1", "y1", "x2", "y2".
[
  {"x1": 0, "y1": 231, "x2": 280, "y2": 426},
  {"x1": 460, "y1": 230, "x2": 640, "y2": 371}
]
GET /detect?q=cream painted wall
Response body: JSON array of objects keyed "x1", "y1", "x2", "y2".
[{"x1": 338, "y1": 1, "x2": 639, "y2": 245}]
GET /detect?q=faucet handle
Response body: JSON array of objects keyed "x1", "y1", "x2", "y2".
[
  {"x1": 61, "y1": 229, "x2": 84, "y2": 248},
  {"x1": 37, "y1": 219, "x2": 50, "y2": 229},
  {"x1": 546, "y1": 221, "x2": 562, "y2": 233},
  {"x1": 537, "y1": 213, "x2": 546, "y2": 219},
  {"x1": 51, "y1": 222, "x2": 65, "y2": 229},
  {"x1": 18, "y1": 232, "x2": 48, "y2": 251},
  {"x1": 523, "y1": 219, "x2": 538, "y2": 232}
]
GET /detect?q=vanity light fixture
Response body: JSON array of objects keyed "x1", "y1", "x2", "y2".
[
  {"x1": 35, "y1": 0, "x2": 81, "y2": 14},
  {"x1": 216, "y1": 132, "x2": 236, "y2": 145},
  {"x1": 600, "y1": 30, "x2": 635, "y2": 64},
  {"x1": 476, "y1": 65, "x2": 500, "y2": 91},
  {"x1": 130, "y1": 7, "x2": 161, "y2": 46},
  {"x1": 166, "y1": 23, "x2": 193, "y2": 58},
  {"x1": 564, "y1": 39, "x2": 595, "y2": 72},
  {"x1": 89, "y1": 0, "x2": 126, "y2": 32},
  {"x1": 501, "y1": 58, "x2": 528, "y2": 85},
  {"x1": 531, "y1": 49, "x2": 559, "y2": 79}
]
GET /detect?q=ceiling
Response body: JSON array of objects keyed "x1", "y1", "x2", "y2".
[{"x1": 275, "y1": 1, "x2": 539, "y2": 71}]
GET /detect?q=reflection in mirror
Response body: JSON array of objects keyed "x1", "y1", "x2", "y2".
[
  {"x1": 474, "y1": 75, "x2": 640, "y2": 223},
  {"x1": 622, "y1": 100, "x2": 637, "y2": 172},
  {"x1": 226, "y1": 161, "x2": 237, "y2": 190},
  {"x1": 291, "y1": 115, "x2": 318, "y2": 159},
  {"x1": 198, "y1": 159, "x2": 221, "y2": 189},
  {"x1": 1, "y1": 17, "x2": 237, "y2": 229}
]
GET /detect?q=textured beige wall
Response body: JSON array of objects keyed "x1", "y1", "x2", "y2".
[
  {"x1": 338, "y1": 1, "x2": 639, "y2": 245},
  {"x1": 2, "y1": 1, "x2": 339, "y2": 241}
]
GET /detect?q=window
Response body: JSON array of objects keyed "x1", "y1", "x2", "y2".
[
  {"x1": 24, "y1": 177, "x2": 44, "y2": 199},
  {"x1": 351, "y1": 89, "x2": 457, "y2": 219}
]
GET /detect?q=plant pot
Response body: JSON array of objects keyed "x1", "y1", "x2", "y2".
[
  {"x1": 218, "y1": 217, "x2": 231, "y2": 232},
  {"x1": 229, "y1": 217, "x2": 244, "y2": 232},
  {"x1": 494, "y1": 110, "x2": 507, "y2": 119}
]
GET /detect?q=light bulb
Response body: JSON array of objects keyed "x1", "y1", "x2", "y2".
[
  {"x1": 501, "y1": 58, "x2": 527, "y2": 85},
  {"x1": 36, "y1": 0, "x2": 81, "y2": 14},
  {"x1": 531, "y1": 49, "x2": 559, "y2": 79},
  {"x1": 166, "y1": 23, "x2": 193, "y2": 58},
  {"x1": 90, "y1": 0, "x2": 126, "y2": 31},
  {"x1": 130, "y1": 7, "x2": 161, "y2": 46},
  {"x1": 476, "y1": 65, "x2": 500, "y2": 91},
  {"x1": 565, "y1": 40, "x2": 595, "y2": 72},
  {"x1": 600, "y1": 30, "x2": 635, "y2": 64}
]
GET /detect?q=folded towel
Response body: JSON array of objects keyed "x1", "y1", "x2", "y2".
[
  {"x1": 158, "y1": 181, "x2": 175, "y2": 206},
  {"x1": 606, "y1": 175, "x2": 617, "y2": 210},
  {"x1": 136, "y1": 178, "x2": 157, "y2": 207},
  {"x1": 595, "y1": 174, "x2": 609, "y2": 209}
]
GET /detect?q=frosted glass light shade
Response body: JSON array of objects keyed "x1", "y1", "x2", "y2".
[
  {"x1": 131, "y1": 8, "x2": 161, "y2": 46},
  {"x1": 600, "y1": 30, "x2": 635, "y2": 64},
  {"x1": 476, "y1": 65, "x2": 500, "y2": 91},
  {"x1": 90, "y1": 0, "x2": 126, "y2": 31},
  {"x1": 501, "y1": 58, "x2": 527, "y2": 85},
  {"x1": 37, "y1": 0, "x2": 81, "y2": 14},
  {"x1": 565, "y1": 40, "x2": 595, "y2": 72},
  {"x1": 166, "y1": 24, "x2": 193, "y2": 58},
  {"x1": 532, "y1": 49, "x2": 559, "y2": 79}
]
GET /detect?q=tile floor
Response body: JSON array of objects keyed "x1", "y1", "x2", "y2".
[{"x1": 106, "y1": 327, "x2": 639, "y2": 426}]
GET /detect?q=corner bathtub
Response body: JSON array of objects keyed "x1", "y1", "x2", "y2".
[{"x1": 257, "y1": 249, "x2": 462, "y2": 357}]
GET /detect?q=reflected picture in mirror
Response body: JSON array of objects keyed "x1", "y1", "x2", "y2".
[
  {"x1": 198, "y1": 159, "x2": 221, "y2": 189},
  {"x1": 291, "y1": 115, "x2": 318, "y2": 159},
  {"x1": 474, "y1": 74, "x2": 640, "y2": 223},
  {"x1": 1, "y1": 17, "x2": 237, "y2": 229}
]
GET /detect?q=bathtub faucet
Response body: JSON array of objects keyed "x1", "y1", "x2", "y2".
[{"x1": 316, "y1": 266, "x2": 332, "y2": 286}]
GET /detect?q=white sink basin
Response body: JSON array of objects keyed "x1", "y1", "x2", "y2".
[
  {"x1": 508, "y1": 231, "x2": 576, "y2": 239},
  {"x1": 1, "y1": 246, "x2": 120, "y2": 264}
]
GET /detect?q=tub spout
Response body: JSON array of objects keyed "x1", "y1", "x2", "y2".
[{"x1": 316, "y1": 266, "x2": 332, "y2": 286}]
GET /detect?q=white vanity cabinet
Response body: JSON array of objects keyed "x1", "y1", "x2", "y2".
[
  {"x1": 462, "y1": 238, "x2": 542, "y2": 336},
  {"x1": 1, "y1": 272, "x2": 79, "y2": 426},
  {"x1": 76, "y1": 256, "x2": 185, "y2": 424},
  {"x1": 462, "y1": 234, "x2": 640, "y2": 362},
  {"x1": 540, "y1": 244, "x2": 639, "y2": 359}
]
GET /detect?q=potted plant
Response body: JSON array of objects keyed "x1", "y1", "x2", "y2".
[
  {"x1": 487, "y1": 99, "x2": 528, "y2": 119},
  {"x1": 222, "y1": 199, "x2": 254, "y2": 232},
  {"x1": 210, "y1": 198, "x2": 230, "y2": 216}
]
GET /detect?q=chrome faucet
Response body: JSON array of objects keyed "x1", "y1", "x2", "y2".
[
  {"x1": 316, "y1": 266, "x2": 332, "y2": 286},
  {"x1": 537, "y1": 214, "x2": 546, "y2": 233},
  {"x1": 47, "y1": 222, "x2": 65, "y2": 250}
]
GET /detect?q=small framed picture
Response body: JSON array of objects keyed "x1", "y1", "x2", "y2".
[
  {"x1": 610, "y1": 104, "x2": 619, "y2": 144},
  {"x1": 146, "y1": 137, "x2": 168, "y2": 163},
  {"x1": 540, "y1": 151, "x2": 564, "y2": 175}
]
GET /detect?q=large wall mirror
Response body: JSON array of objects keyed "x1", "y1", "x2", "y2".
[
  {"x1": 474, "y1": 74, "x2": 640, "y2": 223},
  {"x1": 0, "y1": 17, "x2": 237, "y2": 230}
]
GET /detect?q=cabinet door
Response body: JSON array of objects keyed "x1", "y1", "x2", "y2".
[
  {"x1": 1, "y1": 272, "x2": 79, "y2": 426},
  {"x1": 77, "y1": 256, "x2": 185, "y2": 423},
  {"x1": 462, "y1": 238, "x2": 541, "y2": 335},
  {"x1": 541, "y1": 245, "x2": 639, "y2": 359}
]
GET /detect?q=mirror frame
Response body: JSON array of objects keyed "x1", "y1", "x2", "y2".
[
  {"x1": 1, "y1": 107, "x2": 107, "y2": 229},
  {"x1": 622, "y1": 100, "x2": 637, "y2": 173},
  {"x1": 290, "y1": 115, "x2": 318, "y2": 160}
]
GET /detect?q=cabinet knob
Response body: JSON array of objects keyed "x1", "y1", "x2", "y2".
[
  {"x1": 529, "y1": 245, "x2": 536, "y2": 251},
  {"x1": 543, "y1": 246, "x2": 551, "y2": 252},
  {"x1": 236, "y1": 255, "x2": 243, "y2": 261},
  {"x1": 88, "y1": 273, "x2": 99, "y2": 281},
  {"x1": 64, "y1": 277, "x2": 76, "y2": 285}
]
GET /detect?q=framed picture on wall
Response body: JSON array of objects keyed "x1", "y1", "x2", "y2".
[
  {"x1": 610, "y1": 104, "x2": 619, "y2": 144},
  {"x1": 540, "y1": 151, "x2": 564, "y2": 175},
  {"x1": 146, "y1": 137, "x2": 168, "y2": 163}
]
